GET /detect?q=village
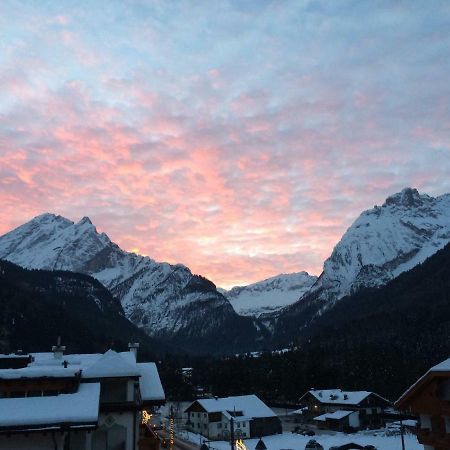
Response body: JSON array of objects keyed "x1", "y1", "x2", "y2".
[{"x1": 0, "y1": 340, "x2": 448, "y2": 450}]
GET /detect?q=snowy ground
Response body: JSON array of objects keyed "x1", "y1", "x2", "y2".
[{"x1": 178, "y1": 430, "x2": 421, "y2": 450}]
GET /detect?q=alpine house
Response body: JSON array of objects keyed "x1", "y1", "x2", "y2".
[
  {"x1": 0, "y1": 341, "x2": 165, "y2": 450},
  {"x1": 184, "y1": 395, "x2": 281, "y2": 440}
]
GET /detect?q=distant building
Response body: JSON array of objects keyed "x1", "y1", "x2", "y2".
[
  {"x1": 395, "y1": 357, "x2": 450, "y2": 450},
  {"x1": 0, "y1": 342, "x2": 165, "y2": 450},
  {"x1": 184, "y1": 394, "x2": 281, "y2": 439},
  {"x1": 297, "y1": 389, "x2": 390, "y2": 431}
]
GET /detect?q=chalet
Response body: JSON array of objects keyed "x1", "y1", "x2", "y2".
[
  {"x1": 395, "y1": 356, "x2": 450, "y2": 450},
  {"x1": 298, "y1": 389, "x2": 390, "y2": 430},
  {"x1": 184, "y1": 395, "x2": 281, "y2": 439},
  {"x1": 0, "y1": 342, "x2": 165, "y2": 450}
]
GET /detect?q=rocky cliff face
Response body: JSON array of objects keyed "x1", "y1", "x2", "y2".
[
  {"x1": 274, "y1": 188, "x2": 450, "y2": 341},
  {"x1": 312, "y1": 188, "x2": 450, "y2": 303}
]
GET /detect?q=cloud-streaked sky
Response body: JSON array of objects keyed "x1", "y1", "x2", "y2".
[{"x1": 1, "y1": 1, "x2": 449, "y2": 288}]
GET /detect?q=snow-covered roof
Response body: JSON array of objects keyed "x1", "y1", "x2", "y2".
[
  {"x1": 82, "y1": 349, "x2": 141, "y2": 379},
  {"x1": 187, "y1": 395, "x2": 276, "y2": 418},
  {"x1": 429, "y1": 357, "x2": 450, "y2": 372},
  {"x1": 138, "y1": 362, "x2": 165, "y2": 402},
  {"x1": 0, "y1": 349, "x2": 165, "y2": 404},
  {"x1": 305, "y1": 389, "x2": 383, "y2": 406},
  {"x1": 0, "y1": 366, "x2": 80, "y2": 379},
  {"x1": 314, "y1": 410, "x2": 355, "y2": 421},
  {"x1": 396, "y1": 356, "x2": 450, "y2": 406},
  {"x1": 291, "y1": 407, "x2": 308, "y2": 415},
  {"x1": 0, "y1": 382, "x2": 100, "y2": 430},
  {"x1": 0, "y1": 354, "x2": 30, "y2": 359}
]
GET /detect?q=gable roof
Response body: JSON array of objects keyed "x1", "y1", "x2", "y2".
[
  {"x1": 396, "y1": 356, "x2": 450, "y2": 408},
  {"x1": 186, "y1": 395, "x2": 276, "y2": 419},
  {"x1": 314, "y1": 410, "x2": 356, "y2": 421},
  {"x1": 82, "y1": 349, "x2": 141, "y2": 379},
  {"x1": 301, "y1": 389, "x2": 388, "y2": 406}
]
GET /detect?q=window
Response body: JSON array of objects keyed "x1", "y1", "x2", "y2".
[
  {"x1": 445, "y1": 416, "x2": 450, "y2": 434},
  {"x1": 100, "y1": 380, "x2": 127, "y2": 403},
  {"x1": 198, "y1": 413, "x2": 200, "y2": 418},
  {"x1": 218, "y1": 423, "x2": 222, "y2": 429},
  {"x1": 204, "y1": 413, "x2": 207, "y2": 418},
  {"x1": 204, "y1": 424, "x2": 207, "y2": 429},
  {"x1": 197, "y1": 423, "x2": 200, "y2": 429},
  {"x1": 420, "y1": 414, "x2": 432, "y2": 430},
  {"x1": 242, "y1": 422, "x2": 246, "y2": 427},
  {"x1": 237, "y1": 422, "x2": 240, "y2": 427},
  {"x1": 26, "y1": 390, "x2": 42, "y2": 397}
]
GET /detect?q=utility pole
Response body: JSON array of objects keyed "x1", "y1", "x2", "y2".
[
  {"x1": 170, "y1": 406, "x2": 175, "y2": 450},
  {"x1": 400, "y1": 414, "x2": 406, "y2": 450},
  {"x1": 230, "y1": 417, "x2": 235, "y2": 450}
]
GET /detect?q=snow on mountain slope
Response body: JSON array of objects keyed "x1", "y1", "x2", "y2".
[
  {"x1": 293, "y1": 187, "x2": 450, "y2": 307},
  {"x1": 223, "y1": 272, "x2": 317, "y2": 317},
  {"x1": 0, "y1": 213, "x2": 248, "y2": 343}
]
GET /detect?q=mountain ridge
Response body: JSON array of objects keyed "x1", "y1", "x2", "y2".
[
  {"x1": 0, "y1": 213, "x2": 263, "y2": 353},
  {"x1": 272, "y1": 187, "x2": 450, "y2": 343},
  {"x1": 223, "y1": 271, "x2": 318, "y2": 317}
]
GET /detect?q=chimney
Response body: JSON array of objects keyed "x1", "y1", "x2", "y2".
[
  {"x1": 52, "y1": 336, "x2": 66, "y2": 360},
  {"x1": 128, "y1": 342, "x2": 139, "y2": 360}
]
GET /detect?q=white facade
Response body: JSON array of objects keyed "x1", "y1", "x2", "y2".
[{"x1": 187, "y1": 410, "x2": 250, "y2": 439}]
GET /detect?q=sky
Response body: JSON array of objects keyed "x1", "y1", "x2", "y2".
[{"x1": 0, "y1": 1, "x2": 449, "y2": 288}]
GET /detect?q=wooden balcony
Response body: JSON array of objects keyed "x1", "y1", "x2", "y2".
[{"x1": 417, "y1": 428, "x2": 450, "y2": 448}]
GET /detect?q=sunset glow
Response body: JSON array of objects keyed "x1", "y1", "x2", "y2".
[{"x1": 1, "y1": 1, "x2": 449, "y2": 288}]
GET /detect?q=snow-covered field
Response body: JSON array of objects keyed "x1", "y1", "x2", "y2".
[{"x1": 179, "y1": 430, "x2": 421, "y2": 450}]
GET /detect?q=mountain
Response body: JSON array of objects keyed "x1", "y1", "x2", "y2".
[
  {"x1": 0, "y1": 259, "x2": 164, "y2": 357},
  {"x1": 223, "y1": 272, "x2": 317, "y2": 317},
  {"x1": 0, "y1": 213, "x2": 262, "y2": 353},
  {"x1": 274, "y1": 187, "x2": 450, "y2": 342}
]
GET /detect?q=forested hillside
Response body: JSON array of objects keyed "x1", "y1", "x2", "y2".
[
  {"x1": 182, "y1": 243, "x2": 450, "y2": 402},
  {"x1": 0, "y1": 260, "x2": 166, "y2": 358}
]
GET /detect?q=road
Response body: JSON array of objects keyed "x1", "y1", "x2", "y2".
[{"x1": 157, "y1": 429, "x2": 201, "y2": 450}]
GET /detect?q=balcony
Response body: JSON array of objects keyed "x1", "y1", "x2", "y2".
[{"x1": 417, "y1": 428, "x2": 450, "y2": 448}]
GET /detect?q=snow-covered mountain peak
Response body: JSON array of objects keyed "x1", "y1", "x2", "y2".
[
  {"x1": 77, "y1": 216, "x2": 94, "y2": 226},
  {"x1": 383, "y1": 187, "x2": 431, "y2": 208},
  {"x1": 298, "y1": 187, "x2": 450, "y2": 305},
  {"x1": 224, "y1": 271, "x2": 318, "y2": 317},
  {"x1": 0, "y1": 213, "x2": 244, "y2": 343}
]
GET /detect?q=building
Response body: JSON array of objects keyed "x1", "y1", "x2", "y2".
[
  {"x1": 297, "y1": 389, "x2": 390, "y2": 430},
  {"x1": 184, "y1": 394, "x2": 281, "y2": 439},
  {"x1": 0, "y1": 342, "x2": 165, "y2": 450},
  {"x1": 395, "y1": 357, "x2": 450, "y2": 450}
]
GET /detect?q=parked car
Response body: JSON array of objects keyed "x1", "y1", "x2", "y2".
[
  {"x1": 302, "y1": 430, "x2": 316, "y2": 436},
  {"x1": 305, "y1": 440, "x2": 324, "y2": 450}
]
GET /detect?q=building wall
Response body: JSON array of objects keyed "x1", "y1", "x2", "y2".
[
  {"x1": 186, "y1": 411, "x2": 251, "y2": 440},
  {"x1": 403, "y1": 376, "x2": 450, "y2": 450},
  {"x1": 0, "y1": 433, "x2": 65, "y2": 450},
  {"x1": 187, "y1": 410, "x2": 209, "y2": 435},
  {"x1": 348, "y1": 412, "x2": 360, "y2": 429},
  {"x1": 90, "y1": 411, "x2": 137, "y2": 450},
  {"x1": 250, "y1": 417, "x2": 282, "y2": 437}
]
